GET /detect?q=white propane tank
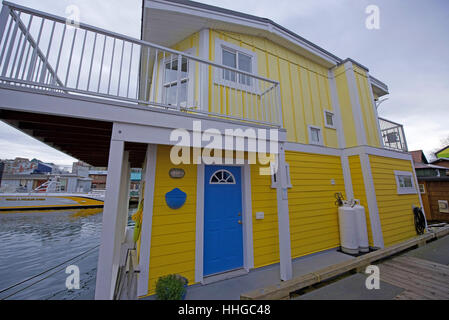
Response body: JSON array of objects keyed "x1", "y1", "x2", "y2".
[
  {"x1": 338, "y1": 201, "x2": 359, "y2": 255},
  {"x1": 353, "y1": 199, "x2": 369, "y2": 253}
]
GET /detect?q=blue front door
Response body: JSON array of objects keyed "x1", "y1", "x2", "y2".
[{"x1": 204, "y1": 165, "x2": 243, "y2": 276}]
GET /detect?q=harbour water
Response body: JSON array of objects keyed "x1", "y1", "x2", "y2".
[{"x1": 0, "y1": 208, "x2": 135, "y2": 300}]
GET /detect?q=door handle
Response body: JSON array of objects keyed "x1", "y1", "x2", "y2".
[{"x1": 238, "y1": 220, "x2": 242, "y2": 224}]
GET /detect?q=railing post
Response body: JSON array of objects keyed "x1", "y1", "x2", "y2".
[
  {"x1": 0, "y1": 4, "x2": 10, "y2": 44},
  {"x1": 1, "y1": 10, "x2": 19, "y2": 77},
  {"x1": 276, "y1": 83, "x2": 283, "y2": 127},
  {"x1": 176, "y1": 54, "x2": 182, "y2": 110}
]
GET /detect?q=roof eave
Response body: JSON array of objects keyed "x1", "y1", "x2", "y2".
[{"x1": 144, "y1": 0, "x2": 341, "y2": 68}]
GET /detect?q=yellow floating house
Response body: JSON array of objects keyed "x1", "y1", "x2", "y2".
[{"x1": 0, "y1": 0, "x2": 424, "y2": 299}]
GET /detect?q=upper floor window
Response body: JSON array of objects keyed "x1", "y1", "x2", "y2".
[
  {"x1": 308, "y1": 125, "x2": 323, "y2": 146},
  {"x1": 394, "y1": 171, "x2": 417, "y2": 194},
  {"x1": 324, "y1": 110, "x2": 336, "y2": 129},
  {"x1": 222, "y1": 48, "x2": 252, "y2": 86},
  {"x1": 163, "y1": 56, "x2": 188, "y2": 106},
  {"x1": 215, "y1": 39, "x2": 257, "y2": 90}
]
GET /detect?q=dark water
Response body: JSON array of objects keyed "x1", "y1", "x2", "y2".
[{"x1": 0, "y1": 207, "x2": 136, "y2": 300}]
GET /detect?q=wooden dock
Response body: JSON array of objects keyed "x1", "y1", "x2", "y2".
[
  {"x1": 379, "y1": 256, "x2": 449, "y2": 300},
  {"x1": 241, "y1": 226, "x2": 449, "y2": 300}
]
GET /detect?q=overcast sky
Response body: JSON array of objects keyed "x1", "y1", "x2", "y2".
[{"x1": 1, "y1": 0, "x2": 448, "y2": 165}]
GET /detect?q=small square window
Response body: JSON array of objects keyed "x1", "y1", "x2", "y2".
[
  {"x1": 324, "y1": 110, "x2": 335, "y2": 129},
  {"x1": 308, "y1": 126, "x2": 323, "y2": 145},
  {"x1": 394, "y1": 171, "x2": 417, "y2": 194},
  {"x1": 438, "y1": 200, "x2": 449, "y2": 213},
  {"x1": 418, "y1": 184, "x2": 425, "y2": 194}
]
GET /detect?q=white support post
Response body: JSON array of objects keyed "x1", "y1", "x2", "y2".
[
  {"x1": 359, "y1": 153, "x2": 384, "y2": 248},
  {"x1": 95, "y1": 139, "x2": 127, "y2": 300},
  {"x1": 136, "y1": 144, "x2": 157, "y2": 297},
  {"x1": 275, "y1": 143, "x2": 292, "y2": 281},
  {"x1": 344, "y1": 61, "x2": 367, "y2": 146},
  {"x1": 199, "y1": 28, "x2": 209, "y2": 112},
  {"x1": 367, "y1": 75, "x2": 385, "y2": 148},
  {"x1": 328, "y1": 69, "x2": 346, "y2": 149},
  {"x1": 117, "y1": 153, "x2": 131, "y2": 246},
  {"x1": 340, "y1": 155, "x2": 354, "y2": 200}
]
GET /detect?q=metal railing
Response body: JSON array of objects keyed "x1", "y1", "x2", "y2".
[
  {"x1": 0, "y1": 1, "x2": 282, "y2": 127},
  {"x1": 378, "y1": 117, "x2": 408, "y2": 152}
]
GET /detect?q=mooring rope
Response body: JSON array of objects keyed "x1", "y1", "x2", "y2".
[{"x1": 0, "y1": 244, "x2": 100, "y2": 299}]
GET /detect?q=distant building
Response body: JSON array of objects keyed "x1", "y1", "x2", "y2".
[
  {"x1": 89, "y1": 170, "x2": 108, "y2": 190},
  {"x1": 411, "y1": 150, "x2": 449, "y2": 222},
  {"x1": 435, "y1": 145, "x2": 449, "y2": 159},
  {"x1": 431, "y1": 145, "x2": 449, "y2": 170},
  {"x1": 88, "y1": 169, "x2": 141, "y2": 200},
  {"x1": 1, "y1": 157, "x2": 60, "y2": 174}
]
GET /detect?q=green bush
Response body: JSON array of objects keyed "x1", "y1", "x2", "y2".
[{"x1": 155, "y1": 274, "x2": 187, "y2": 300}]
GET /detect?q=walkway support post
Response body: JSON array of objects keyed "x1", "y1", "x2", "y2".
[
  {"x1": 136, "y1": 144, "x2": 157, "y2": 297},
  {"x1": 95, "y1": 139, "x2": 129, "y2": 299}
]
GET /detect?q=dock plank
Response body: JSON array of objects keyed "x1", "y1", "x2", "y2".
[
  {"x1": 379, "y1": 264, "x2": 449, "y2": 299},
  {"x1": 380, "y1": 256, "x2": 449, "y2": 300},
  {"x1": 381, "y1": 261, "x2": 449, "y2": 285}
]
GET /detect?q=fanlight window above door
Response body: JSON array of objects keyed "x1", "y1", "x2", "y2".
[{"x1": 209, "y1": 169, "x2": 235, "y2": 184}]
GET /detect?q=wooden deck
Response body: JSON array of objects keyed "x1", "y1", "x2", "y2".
[
  {"x1": 241, "y1": 226, "x2": 449, "y2": 300},
  {"x1": 378, "y1": 256, "x2": 449, "y2": 300}
]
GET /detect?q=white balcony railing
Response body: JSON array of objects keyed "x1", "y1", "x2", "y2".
[
  {"x1": 378, "y1": 117, "x2": 408, "y2": 152},
  {"x1": 0, "y1": 1, "x2": 282, "y2": 127}
]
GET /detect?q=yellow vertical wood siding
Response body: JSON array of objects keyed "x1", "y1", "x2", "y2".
[
  {"x1": 210, "y1": 30, "x2": 338, "y2": 147},
  {"x1": 353, "y1": 66, "x2": 380, "y2": 147},
  {"x1": 250, "y1": 162, "x2": 280, "y2": 267},
  {"x1": 369, "y1": 155, "x2": 419, "y2": 246},
  {"x1": 147, "y1": 145, "x2": 197, "y2": 294},
  {"x1": 286, "y1": 151, "x2": 345, "y2": 258},
  {"x1": 334, "y1": 64, "x2": 358, "y2": 148},
  {"x1": 348, "y1": 155, "x2": 374, "y2": 246}
]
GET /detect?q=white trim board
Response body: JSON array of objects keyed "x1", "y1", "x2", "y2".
[
  {"x1": 328, "y1": 69, "x2": 346, "y2": 149},
  {"x1": 343, "y1": 145, "x2": 412, "y2": 161},
  {"x1": 359, "y1": 153, "x2": 384, "y2": 248},
  {"x1": 284, "y1": 141, "x2": 341, "y2": 156},
  {"x1": 344, "y1": 61, "x2": 367, "y2": 146},
  {"x1": 199, "y1": 28, "x2": 209, "y2": 112},
  {"x1": 367, "y1": 74, "x2": 385, "y2": 148}
]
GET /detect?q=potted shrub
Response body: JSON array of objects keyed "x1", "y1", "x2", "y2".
[{"x1": 155, "y1": 274, "x2": 188, "y2": 300}]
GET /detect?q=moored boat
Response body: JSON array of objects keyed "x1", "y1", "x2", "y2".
[{"x1": 0, "y1": 178, "x2": 104, "y2": 211}]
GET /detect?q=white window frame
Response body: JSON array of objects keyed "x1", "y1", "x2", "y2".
[
  {"x1": 214, "y1": 38, "x2": 258, "y2": 92},
  {"x1": 157, "y1": 47, "x2": 196, "y2": 108},
  {"x1": 418, "y1": 183, "x2": 425, "y2": 194},
  {"x1": 438, "y1": 200, "x2": 449, "y2": 213},
  {"x1": 394, "y1": 170, "x2": 417, "y2": 195},
  {"x1": 324, "y1": 110, "x2": 336, "y2": 129},
  {"x1": 307, "y1": 125, "x2": 324, "y2": 146},
  {"x1": 209, "y1": 169, "x2": 236, "y2": 185}
]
